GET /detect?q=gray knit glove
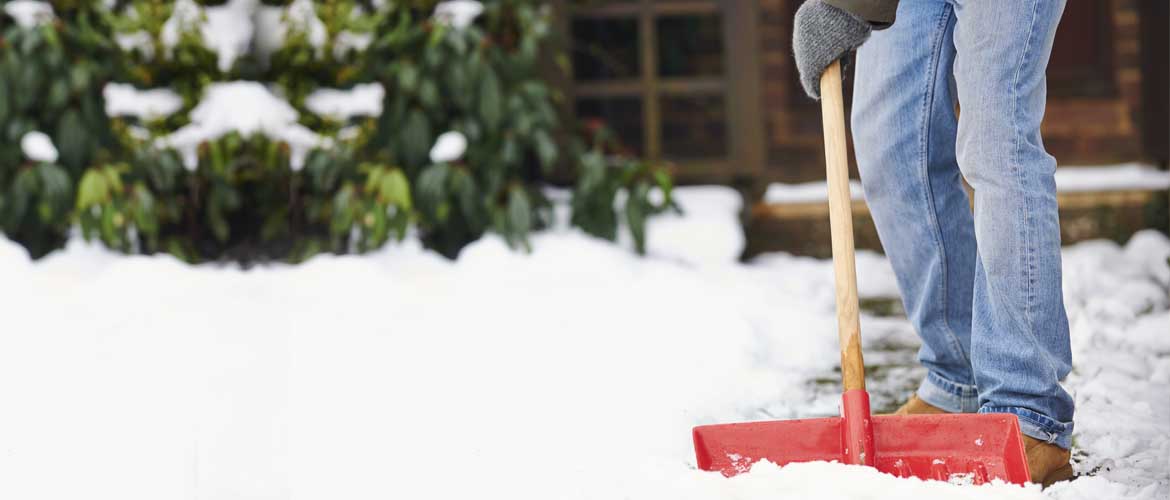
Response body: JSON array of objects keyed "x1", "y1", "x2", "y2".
[{"x1": 793, "y1": 0, "x2": 872, "y2": 99}]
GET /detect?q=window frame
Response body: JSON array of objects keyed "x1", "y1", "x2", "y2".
[{"x1": 556, "y1": 0, "x2": 765, "y2": 182}]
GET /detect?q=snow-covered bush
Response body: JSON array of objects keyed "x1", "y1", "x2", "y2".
[
  {"x1": 0, "y1": 0, "x2": 676, "y2": 262},
  {"x1": 0, "y1": 2, "x2": 126, "y2": 257}
]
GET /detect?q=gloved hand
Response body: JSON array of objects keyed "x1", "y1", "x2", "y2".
[{"x1": 792, "y1": 0, "x2": 872, "y2": 99}]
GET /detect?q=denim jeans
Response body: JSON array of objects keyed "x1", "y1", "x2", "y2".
[{"x1": 851, "y1": 0, "x2": 1074, "y2": 448}]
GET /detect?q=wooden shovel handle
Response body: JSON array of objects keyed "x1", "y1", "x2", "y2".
[{"x1": 820, "y1": 61, "x2": 866, "y2": 392}]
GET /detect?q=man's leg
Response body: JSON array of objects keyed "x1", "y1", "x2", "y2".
[
  {"x1": 853, "y1": 0, "x2": 979, "y2": 413},
  {"x1": 950, "y1": 0, "x2": 1074, "y2": 450}
]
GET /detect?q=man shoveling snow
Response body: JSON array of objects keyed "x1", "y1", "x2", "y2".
[{"x1": 793, "y1": 0, "x2": 1075, "y2": 486}]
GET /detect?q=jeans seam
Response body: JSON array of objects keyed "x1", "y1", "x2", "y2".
[
  {"x1": 920, "y1": 4, "x2": 969, "y2": 368},
  {"x1": 1011, "y1": 0, "x2": 1061, "y2": 381}
]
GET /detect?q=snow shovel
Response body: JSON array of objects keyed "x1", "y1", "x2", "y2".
[{"x1": 692, "y1": 61, "x2": 1031, "y2": 485}]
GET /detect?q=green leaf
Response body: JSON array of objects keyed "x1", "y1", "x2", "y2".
[
  {"x1": 627, "y1": 182, "x2": 650, "y2": 254},
  {"x1": 100, "y1": 205, "x2": 120, "y2": 246},
  {"x1": 416, "y1": 162, "x2": 450, "y2": 205},
  {"x1": 132, "y1": 183, "x2": 158, "y2": 235},
  {"x1": 102, "y1": 166, "x2": 124, "y2": 195},
  {"x1": 418, "y1": 80, "x2": 439, "y2": 109},
  {"x1": 37, "y1": 163, "x2": 71, "y2": 203},
  {"x1": 0, "y1": 78, "x2": 9, "y2": 124},
  {"x1": 380, "y1": 168, "x2": 412, "y2": 210},
  {"x1": 331, "y1": 185, "x2": 356, "y2": 235},
  {"x1": 401, "y1": 109, "x2": 431, "y2": 166},
  {"x1": 478, "y1": 66, "x2": 503, "y2": 130},
  {"x1": 450, "y1": 168, "x2": 480, "y2": 223},
  {"x1": 366, "y1": 204, "x2": 390, "y2": 248},
  {"x1": 506, "y1": 187, "x2": 531, "y2": 250},
  {"x1": 363, "y1": 164, "x2": 386, "y2": 194},
  {"x1": 76, "y1": 169, "x2": 109, "y2": 210},
  {"x1": 69, "y1": 64, "x2": 91, "y2": 94},
  {"x1": 55, "y1": 109, "x2": 89, "y2": 170},
  {"x1": 533, "y1": 129, "x2": 557, "y2": 172},
  {"x1": 397, "y1": 63, "x2": 419, "y2": 92},
  {"x1": 47, "y1": 80, "x2": 71, "y2": 111}
]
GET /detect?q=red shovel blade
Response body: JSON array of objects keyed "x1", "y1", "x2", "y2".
[{"x1": 693, "y1": 413, "x2": 1030, "y2": 485}]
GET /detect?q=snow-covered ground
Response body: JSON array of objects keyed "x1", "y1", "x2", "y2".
[{"x1": 0, "y1": 187, "x2": 1165, "y2": 500}]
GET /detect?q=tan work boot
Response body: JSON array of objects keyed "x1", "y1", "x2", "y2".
[
  {"x1": 1023, "y1": 436, "x2": 1074, "y2": 487},
  {"x1": 893, "y1": 394, "x2": 952, "y2": 415}
]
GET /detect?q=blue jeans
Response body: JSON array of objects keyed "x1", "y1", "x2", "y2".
[{"x1": 852, "y1": 0, "x2": 1074, "y2": 448}]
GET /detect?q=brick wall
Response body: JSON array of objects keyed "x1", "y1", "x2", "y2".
[
  {"x1": 758, "y1": 0, "x2": 824, "y2": 183},
  {"x1": 1043, "y1": 0, "x2": 1144, "y2": 165},
  {"x1": 755, "y1": 0, "x2": 1152, "y2": 184}
]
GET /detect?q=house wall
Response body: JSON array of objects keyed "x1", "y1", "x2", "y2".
[{"x1": 753, "y1": 0, "x2": 1156, "y2": 184}]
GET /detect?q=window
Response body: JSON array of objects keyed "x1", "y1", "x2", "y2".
[{"x1": 559, "y1": 0, "x2": 764, "y2": 181}]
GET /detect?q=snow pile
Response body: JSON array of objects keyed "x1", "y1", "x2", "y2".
[
  {"x1": 103, "y1": 83, "x2": 184, "y2": 121},
  {"x1": 114, "y1": 30, "x2": 155, "y2": 59},
  {"x1": 1055, "y1": 164, "x2": 1170, "y2": 193},
  {"x1": 764, "y1": 179, "x2": 865, "y2": 204},
  {"x1": 429, "y1": 130, "x2": 468, "y2": 163},
  {"x1": 1051, "y1": 230, "x2": 1170, "y2": 500},
  {"x1": 0, "y1": 190, "x2": 1165, "y2": 499},
  {"x1": 333, "y1": 30, "x2": 374, "y2": 58},
  {"x1": 20, "y1": 131, "x2": 58, "y2": 163},
  {"x1": 433, "y1": 0, "x2": 484, "y2": 30},
  {"x1": 251, "y1": 0, "x2": 330, "y2": 65},
  {"x1": 156, "y1": 81, "x2": 328, "y2": 170},
  {"x1": 253, "y1": 4, "x2": 288, "y2": 65},
  {"x1": 695, "y1": 461, "x2": 1045, "y2": 499},
  {"x1": 284, "y1": 0, "x2": 328, "y2": 52},
  {"x1": 304, "y1": 83, "x2": 385, "y2": 121},
  {"x1": 3, "y1": 0, "x2": 53, "y2": 29},
  {"x1": 633, "y1": 186, "x2": 746, "y2": 266},
  {"x1": 161, "y1": 0, "x2": 256, "y2": 73}
]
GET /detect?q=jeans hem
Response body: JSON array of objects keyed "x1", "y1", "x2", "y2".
[
  {"x1": 981, "y1": 405, "x2": 1073, "y2": 450},
  {"x1": 916, "y1": 371, "x2": 980, "y2": 413}
]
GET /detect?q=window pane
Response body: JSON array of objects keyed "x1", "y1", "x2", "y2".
[
  {"x1": 571, "y1": 18, "x2": 641, "y2": 81},
  {"x1": 660, "y1": 95, "x2": 726, "y2": 158},
  {"x1": 657, "y1": 15, "x2": 723, "y2": 77},
  {"x1": 576, "y1": 97, "x2": 645, "y2": 155}
]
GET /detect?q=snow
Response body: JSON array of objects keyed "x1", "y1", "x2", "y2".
[
  {"x1": 1053, "y1": 232, "x2": 1170, "y2": 500},
  {"x1": 0, "y1": 187, "x2": 1166, "y2": 500},
  {"x1": 433, "y1": 0, "x2": 484, "y2": 30},
  {"x1": 250, "y1": 0, "x2": 328, "y2": 66},
  {"x1": 429, "y1": 130, "x2": 468, "y2": 163},
  {"x1": 114, "y1": 30, "x2": 155, "y2": 59},
  {"x1": 103, "y1": 83, "x2": 184, "y2": 121},
  {"x1": 333, "y1": 30, "x2": 374, "y2": 58},
  {"x1": 304, "y1": 83, "x2": 385, "y2": 121},
  {"x1": 160, "y1": 0, "x2": 203, "y2": 53},
  {"x1": 1055, "y1": 164, "x2": 1170, "y2": 193},
  {"x1": 161, "y1": 0, "x2": 256, "y2": 73},
  {"x1": 764, "y1": 179, "x2": 865, "y2": 204},
  {"x1": 202, "y1": 0, "x2": 256, "y2": 72},
  {"x1": 764, "y1": 164, "x2": 1169, "y2": 204},
  {"x1": 253, "y1": 5, "x2": 287, "y2": 66},
  {"x1": 20, "y1": 131, "x2": 58, "y2": 163},
  {"x1": 3, "y1": 0, "x2": 53, "y2": 29},
  {"x1": 631, "y1": 185, "x2": 746, "y2": 266},
  {"x1": 285, "y1": 0, "x2": 328, "y2": 51},
  {"x1": 155, "y1": 81, "x2": 329, "y2": 170}
]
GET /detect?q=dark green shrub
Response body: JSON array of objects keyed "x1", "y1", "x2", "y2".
[
  {"x1": 0, "y1": 3, "x2": 126, "y2": 257},
  {"x1": 0, "y1": 0, "x2": 677, "y2": 262}
]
